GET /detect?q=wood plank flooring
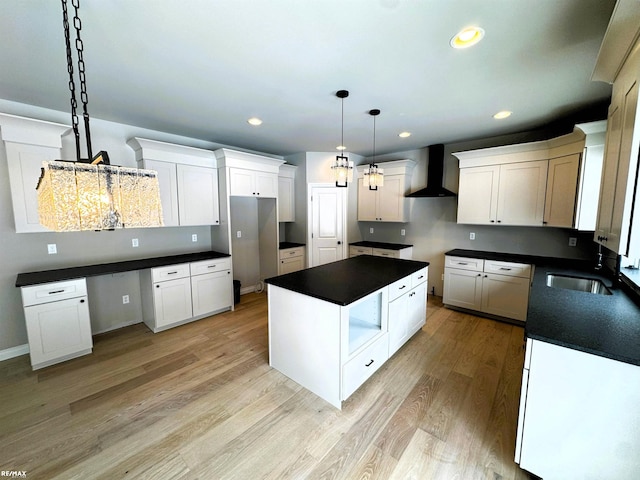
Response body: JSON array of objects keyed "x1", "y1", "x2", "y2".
[{"x1": 0, "y1": 292, "x2": 531, "y2": 479}]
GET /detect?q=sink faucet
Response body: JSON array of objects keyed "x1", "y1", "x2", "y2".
[{"x1": 595, "y1": 244, "x2": 603, "y2": 270}]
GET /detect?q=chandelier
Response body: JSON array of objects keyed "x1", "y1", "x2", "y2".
[
  {"x1": 363, "y1": 109, "x2": 384, "y2": 190},
  {"x1": 331, "y1": 90, "x2": 354, "y2": 187},
  {"x1": 37, "y1": 0, "x2": 162, "y2": 231}
]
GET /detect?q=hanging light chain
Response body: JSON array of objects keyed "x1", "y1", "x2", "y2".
[{"x1": 61, "y1": 0, "x2": 81, "y2": 161}]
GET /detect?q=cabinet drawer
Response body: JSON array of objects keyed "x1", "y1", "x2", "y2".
[
  {"x1": 151, "y1": 263, "x2": 190, "y2": 283},
  {"x1": 21, "y1": 278, "x2": 87, "y2": 307},
  {"x1": 342, "y1": 333, "x2": 389, "y2": 400},
  {"x1": 388, "y1": 275, "x2": 412, "y2": 301},
  {"x1": 349, "y1": 246, "x2": 372, "y2": 256},
  {"x1": 372, "y1": 248, "x2": 399, "y2": 258},
  {"x1": 445, "y1": 256, "x2": 484, "y2": 272},
  {"x1": 484, "y1": 260, "x2": 531, "y2": 278},
  {"x1": 411, "y1": 267, "x2": 428, "y2": 287},
  {"x1": 279, "y1": 247, "x2": 304, "y2": 260},
  {"x1": 190, "y1": 257, "x2": 231, "y2": 276}
]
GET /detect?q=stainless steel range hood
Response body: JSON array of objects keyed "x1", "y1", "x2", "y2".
[{"x1": 406, "y1": 144, "x2": 457, "y2": 198}]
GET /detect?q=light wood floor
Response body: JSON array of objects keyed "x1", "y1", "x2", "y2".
[{"x1": 0, "y1": 292, "x2": 531, "y2": 479}]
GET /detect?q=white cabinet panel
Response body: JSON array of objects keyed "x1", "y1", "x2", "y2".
[
  {"x1": 544, "y1": 153, "x2": 580, "y2": 228},
  {"x1": 342, "y1": 333, "x2": 388, "y2": 399},
  {"x1": 191, "y1": 270, "x2": 232, "y2": 317},
  {"x1": 443, "y1": 268, "x2": 483, "y2": 311},
  {"x1": 151, "y1": 276, "x2": 193, "y2": 330},
  {"x1": 278, "y1": 247, "x2": 305, "y2": 275},
  {"x1": 356, "y1": 160, "x2": 414, "y2": 223},
  {"x1": 177, "y1": 164, "x2": 220, "y2": 226},
  {"x1": 481, "y1": 273, "x2": 530, "y2": 321},
  {"x1": 457, "y1": 165, "x2": 500, "y2": 225},
  {"x1": 497, "y1": 160, "x2": 547, "y2": 226},
  {"x1": 141, "y1": 159, "x2": 179, "y2": 226},
  {"x1": 278, "y1": 176, "x2": 295, "y2": 222},
  {"x1": 229, "y1": 167, "x2": 277, "y2": 198}
]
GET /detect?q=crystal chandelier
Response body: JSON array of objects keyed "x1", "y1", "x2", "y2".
[
  {"x1": 331, "y1": 90, "x2": 354, "y2": 187},
  {"x1": 363, "y1": 109, "x2": 384, "y2": 191},
  {"x1": 37, "y1": 0, "x2": 162, "y2": 232}
]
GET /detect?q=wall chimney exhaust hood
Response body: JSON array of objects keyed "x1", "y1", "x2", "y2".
[{"x1": 406, "y1": 144, "x2": 457, "y2": 198}]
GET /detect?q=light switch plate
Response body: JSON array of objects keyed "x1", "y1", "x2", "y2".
[
  {"x1": 401, "y1": 229, "x2": 406, "y2": 236},
  {"x1": 369, "y1": 227, "x2": 374, "y2": 234},
  {"x1": 470, "y1": 232, "x2": 476, "y2": 240},
  {"x1": 132, "y1": 238, "x2": 139, "y2": 247},
  {"x1": 237, "y1": 231, "x2": 242, "y2": 238},
  {"x1": 47, "y1": 244, "x2": 57, "y2": 255}
]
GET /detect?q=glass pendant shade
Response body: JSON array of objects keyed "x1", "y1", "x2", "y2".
[
  {"x1": 332, "y1": 155, "x2": 354, "y2": 187},
  {"x1": 37, "y1": 160, "x2": 163, "y2": 231},
  {"x1": 363, "y1": 164, "x2": 384, "y2": 190}
]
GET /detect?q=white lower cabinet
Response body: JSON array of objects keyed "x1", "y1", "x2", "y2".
[
  {"x1": 349, "y1": 245, "x2": 413, "y2": 259},
  {"x1": 21, "y1": 279, "x2": 93, "y2": 370},
  {"x1": 141, "y1": 257, "x2": 232, "y2": 333},
  {"x1": 278, "y1": 246, "x2": 305, "y2": 275},
  {"x1": 388, "y1": 267, "x2": 428, "y2": 356},
  {"x1": 516, "y1": 339, "x2": 640, "y2": 479},
  {"x1": 443, "y1": 255, "x2": 532, "y2": 321}
]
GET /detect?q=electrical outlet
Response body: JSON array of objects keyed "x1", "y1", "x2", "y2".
[
  {"x1": 470, "y1": 232, "x2": 475, "y2": 240},
  {"x1": 236, "y1": 231, "x2": 242, "y2": 238},
  {"x1": 47, "y1": 243, "x2": 57, "y2": 254},
  {"x1": 441, "y1": 273, "x2": 445, "y2": 281},
  {"x1": 400, "y1": 229, "x2": 406, "y2": 236},
  {"x1": 569, "y1": 237, "x2": 577, "y2": 247},
  {"x1": 122, "y1": 295, "x2": 130, "y2": 304},
  {"x1": 192, "y1": 234, "x2": 198, "y2": 242},
  {"x1": 132, "y1": 238, "x2": 139, "y2": 248},
  {"x1": 369, "y1": 227, "x2": 374, "y2": 234}
]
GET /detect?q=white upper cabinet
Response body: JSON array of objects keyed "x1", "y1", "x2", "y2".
[
  {"x1": 215, "y1": 148, "x2": 284, "y2": 199},
  {"x1": 127, "y1": 137, "x2": 220, "y2": 227},
  {"x1": 356, "y1": 159, "x2": 415, "y2": 223},
  {"x1": 0, "y1": 113, "x2": 70, "y2": 233},
  {"x1": 278, "y1": 164, "x2": 297, "y2": 222},
  {"x1": 454, "y1": 121, "x2": 606, "y2": 229}
]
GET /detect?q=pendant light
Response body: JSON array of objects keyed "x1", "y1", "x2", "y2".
[
  {"x1": 331, "y1": 90, "x2": 354, "y2": 187},
  {"x1": 36, "y1": 0, "x2": 163, "y2": 232},
  {"x1": 363, "y1": 109, "x2": 384, "y2": 191}
]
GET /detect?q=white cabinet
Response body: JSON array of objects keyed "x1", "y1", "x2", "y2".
[
  {"x1": 443, "y1": 256, "x2": 532, "y2": 322},
  {"x1": 515, "y1": 339, "x2": 640, "y2": 479},
  {"x1": 141, "y1": 257, "x2": 232, "y2": 333},
  {"x1": 278, "y1": 246, "x2": 305, "y2": 275},
  {"x1": 0, "y1": 113, "x2": 70, "y2": 233},
  {"x1": 543, "y1": 154, "x2": 581, "y2": 227},
  {"x1": 21, "y1": 278, "x2": 93, "y2": 370},
  {"x1": 456, "y1": 165, "x2": 500, "y2": 225},
  {"x1": 229, "y1": 167, "x2": 278, "y2": 197},
  {"x1": 127, "y1": 137, "x2": 220, "y2": 227},
  {"x1": 349, "y1": 244, "x2": 413, "y2": 259},
  {"x1": 388, "y1": 267, "x2": 428, "y2": 356},
  {"x1": 278, "y1": 164, "x2": 296, "y2": 222},
  {"x1": 356, "y1": 160, "x2": 415, "y2": 222}
]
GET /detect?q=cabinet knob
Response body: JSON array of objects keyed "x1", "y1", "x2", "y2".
[
  {"x1": 497, "y1": 220, "x2": 502, "y2": 223},
  {"x1": 156, "y1": 285, "x2": 160, "y2": 288},
  {"x1": 542, "y1": 221, "x2": 548, "y2": 225},
  {"x1": 80, "y1": 299, "x2": 85, "y2": 303},
  {"x1": 490, "y1": 220, "x2": 495, "y2": 223}
]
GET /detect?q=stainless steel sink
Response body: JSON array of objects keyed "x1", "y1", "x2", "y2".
[{"x1": 546, "y1": 273, "x2": 612, "y2": 295}]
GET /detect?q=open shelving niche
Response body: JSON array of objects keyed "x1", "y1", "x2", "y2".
[{"x1": 347, "y1": 290, "x2": 384, "y2": 355}]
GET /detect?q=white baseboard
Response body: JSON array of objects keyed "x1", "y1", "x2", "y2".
[
  {"x1": 240, "y1": 285, "x2": 257, "y2": 295},
  {"x1": 92, "y1": 319, "x2": 143, "y2": 336},
  {"x1": 0, "y1": 343, "x2": 29, "y2": 362}
]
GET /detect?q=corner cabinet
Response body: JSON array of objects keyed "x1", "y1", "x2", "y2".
[
  {"x1": 0, "y1": 113, "x2": 70, "y2": 233},
  {"x1": 127, "y1": 137, "x2": 220, "y2": 226},
  {"x1": 356, "y1": 159, "x2": 415, "y2": 222},
  {"x1": 454, "y1": 121, "x2": 606, "y2": 229},
  {"x1": 515, "y1": 338, "x2": 640, "y2": 479}
]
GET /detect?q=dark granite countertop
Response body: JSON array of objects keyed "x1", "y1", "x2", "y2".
[
  {"x1": 350, "y1": 241, "x2": 413, "y2": 250},
  {"x1": 445, "y1": 249, "x2": 640, "y2": 366},
  {"x1": 265, "y1": 255, "x2": 428, "y2": 306},
  {"x1": 279, "y1": 242, "x2": 305, "y2": 249},
  {"x1": 16, "y1": 250, "x2": 230, "y2": 288}
]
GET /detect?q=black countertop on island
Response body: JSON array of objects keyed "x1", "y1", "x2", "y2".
[
  {"x1": 265, "y1": 255, "x2": 428, "y2": 306},
  {"x1": 350, "y1": 241, "x2": 413, "y2": 250},
  {"x1": 16, "y1": 250, "x2": 231, "y2": 288},
  {"x1": 445, "y1": 249, "x2": 640, "y2": 366}
]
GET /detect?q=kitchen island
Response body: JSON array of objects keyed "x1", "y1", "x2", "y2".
[{"x1": 265, "y1": 255, "x2": 428, "y2": 409}]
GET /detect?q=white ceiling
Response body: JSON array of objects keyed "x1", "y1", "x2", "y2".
[{"x1": 0, "y1": 0, "x2": 616, "y2": 157}]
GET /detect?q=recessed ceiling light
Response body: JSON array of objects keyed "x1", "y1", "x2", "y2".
[
  {"x1": 398, "y1": 132, "x2": 411, "y2": 138},
  {"x1": 336, "y1": 145, "x2": 346, "y2": 151},
  {"x1": 450, "y1": 26, "x2": 485, "y2": 49},
  {"x1": 493, "y1": 110, "x2": 512, "y2": 119},
  {"x1": 247, "y1": 117, "x2": 263, "y2": 126}
]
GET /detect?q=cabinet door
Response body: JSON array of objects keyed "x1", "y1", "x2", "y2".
[
  {"x1": 24, "y1": 296, "x2": 92, "y2": 368},
  {"x1": 357, "y1": 178, "x2": 378, "y2": 221},
  {"x1": 443, "y1": 268, "x2": 483, "y2": 310},
  {"x1": 177, "y1": 164, "x2": 220, "y2": 226},
  {"x1": 388, "y1": 292, "x2": 408, "y2": 356},
  {"x1": 497, "y1": 160, "x2": 548, "y2": 226},
  {"x1": 544, "y1": 154, "x2": 580, "y2": 228},
  {"x1": 457, "y1": 166, "x2": 500, "y2": 224},
  {"x1": 153, "y1": 277, "x2": 193, "y2": 328},
  {"x1": 481, "y1": 273, "x2": 530, "y2": 321},
  {"x1": 278, "y1": 176, "x2": 295, "y2": 222},
  {"x1": 255, "y1": 171, "x2": 278, "y2": 197},
  {"x1": 191, "y1": 270, "x2": 232, "y2": 317},
  {"x1": 377, "y1": 175, "x2": 406, "y2": 222},
  {"x1": 279, "y1": 255, "x2": 304, "y2": 275},
  {"x1": 142, "y1": 159, "x2": 179, "y2": 226},
  {"x1": 407, "y1": 282, "x2": 427, "y2": 334},
  {"x1": 228, "y1": 168, "x2": 255, "y2": 196}
]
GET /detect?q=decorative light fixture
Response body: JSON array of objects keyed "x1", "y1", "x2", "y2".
[
  {"x1": 450, "y1": 26, "x2": 485, "y2": 49},
  {"x1": 36, "y1": 0, "x2": 162, "y2": 232},
  {"x1": 331, "y1": 90, "x2": 354, "y2": 187},
  {"x1": 363, "y1": 109, "x2": 384, "y2": 191}
]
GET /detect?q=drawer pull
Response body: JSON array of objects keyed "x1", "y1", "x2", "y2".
[
  {"x1": 167, "y1": 271, "x2": 178, "y2": 275},
  {"x1": 289, "y1": 252, "x2": 295, "y2": 255},
  {"x1": 207, "y1": 265, "x2": 217, "y2": 268},
  {"x1": 365, "y1": 359, "x2": 374, "y2": 367},
  {"x1": 399, "y1": 285, "x2": 406, "y2": 290},
  {"x1": 499, "y1": 267, "x2": 512, "y2": 271},
  {"x1": 417, "y1": 275, "x2": 424, "y2": 279},
  {"x1": 457, "y1": 262, "x2": 468, "y2": 265},
  {"x1": 48, "y1": 289, "x2": 65, "y2": 295}
]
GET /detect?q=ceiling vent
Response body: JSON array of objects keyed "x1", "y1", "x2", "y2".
[{"x1": 406, "y1": 144, "x2": 457, "y2": 198}]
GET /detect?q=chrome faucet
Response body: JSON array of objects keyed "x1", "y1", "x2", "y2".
[{"x1": 595, "y1": 244, "x2": 603, "y2": 270}]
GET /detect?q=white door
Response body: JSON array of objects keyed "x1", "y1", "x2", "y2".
[{"x1": 309, "y1": 185, "x2": 346, "y2": 267}]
